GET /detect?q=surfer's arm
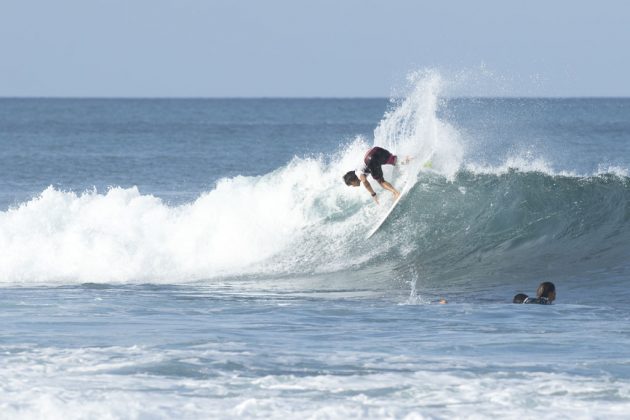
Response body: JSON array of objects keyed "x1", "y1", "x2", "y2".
[{"x1": 359, "y1": 174, "x2": 379, "y2": 204}]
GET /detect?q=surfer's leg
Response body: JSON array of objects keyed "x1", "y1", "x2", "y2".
[
  {"x1": 379, "y1": 180, "x2": 400, "y2": 199},
  {"x1": 370, "y1": 164, "x2": 384, "y2": 183},
  {"x1": 371, "y1": 163, "x2": 400, "y2": 199}
]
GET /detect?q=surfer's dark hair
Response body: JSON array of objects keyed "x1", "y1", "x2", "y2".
[
  {"x1": 536, "y1": 282, "x2": 555, "y2": 298},
  {"x1": 343, "y1": 171, "x2": 359, "y2": 186},
  {"x1": 513, "y1": 293, "x2": 528, "y2": 304}
]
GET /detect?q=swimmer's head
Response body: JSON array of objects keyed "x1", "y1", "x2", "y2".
[{"x1": 536, "y1": 282, "x2": 556, "y2": 302}]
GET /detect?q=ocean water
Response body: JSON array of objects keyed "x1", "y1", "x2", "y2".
[{"x1": 2, "y1": 73, "x2": 630, "y2": 419}]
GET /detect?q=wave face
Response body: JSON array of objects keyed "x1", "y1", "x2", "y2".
[
  {"x1": 1, "y1": 73, "x2": 629, "y2": 286},
  {"x1": 382, "y1": 171, "x2": 630, "y2": 287}
]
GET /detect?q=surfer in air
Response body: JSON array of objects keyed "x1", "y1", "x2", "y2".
[{"x1": 343, "y1": 146, "x2": 402, "y2": 204}]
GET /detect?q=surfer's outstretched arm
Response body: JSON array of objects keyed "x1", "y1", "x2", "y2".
[{"x1": 359, "y1": 174, "x2": 379, "y2": 204}]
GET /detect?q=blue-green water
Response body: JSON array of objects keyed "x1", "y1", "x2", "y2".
[{"x1": 1, "y1": 76, "x2": 630, "y2": 418}]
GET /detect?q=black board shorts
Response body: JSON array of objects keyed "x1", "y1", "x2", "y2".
[{"x1": 364, "y1": 147, "x2": 397, "y2": 182}]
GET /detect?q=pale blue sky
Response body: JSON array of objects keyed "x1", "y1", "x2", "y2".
[{"x1": 1, "y1": 0, "x2": 628, "y2": 97}]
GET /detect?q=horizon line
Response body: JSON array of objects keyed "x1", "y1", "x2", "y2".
[{"x1": 1, "y1": 95, "x2": 630, "y2": 100}]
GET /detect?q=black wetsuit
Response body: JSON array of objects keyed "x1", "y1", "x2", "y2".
[{"x1": 523, "y1": 297, "x2": 553, "y2": 305}]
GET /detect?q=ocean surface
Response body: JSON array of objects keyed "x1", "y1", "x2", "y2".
[{"x1": 2, "y1": 73, "x2": 630, "y2": 419}]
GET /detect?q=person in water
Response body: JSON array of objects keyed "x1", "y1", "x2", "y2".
[
  {"x1": 343, "y1": 146, "x2": 401, "y2": 204},
  {"x1": 513, "y1": 282, "x2": 556, "y2": 305},
  {"x1": 512, "y1": 293, "x2": 528, "y2": 304}
]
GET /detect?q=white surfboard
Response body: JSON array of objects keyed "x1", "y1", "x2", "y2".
[
  {"x1": 365, "y1": 181, "x2": 413, "y2": 239},
  {"x1": 364, "y1": 156, "x2": 432, "y2": 239}
]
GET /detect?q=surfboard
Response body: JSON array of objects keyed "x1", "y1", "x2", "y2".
[
  {"x1": 364, "y1": 157, "x2": 432, "y2": 239},
  {"x1": 365, "y1": 181, "x2": 412, "y2": 239}
]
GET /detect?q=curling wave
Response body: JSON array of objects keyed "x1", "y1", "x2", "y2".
[{"x1": 1, "y1": 72, "x2": 628, "y2": 286}]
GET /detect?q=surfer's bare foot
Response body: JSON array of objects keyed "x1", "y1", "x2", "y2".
[{"x1": 393, "y1": 191, "x2": 400, "y2": 200}]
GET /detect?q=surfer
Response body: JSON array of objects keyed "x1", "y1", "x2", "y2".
[
  {"x1": 513, "y1": 282, "x2": 556, "y2": 304},
  {"x1": 343, "y1": 146, "x2": 401, "y2": 204}
]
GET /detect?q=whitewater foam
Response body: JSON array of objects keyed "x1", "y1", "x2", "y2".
[
  {"x1": 0, "y1": 166, "x2": 321, "y2": 284},
  {"x1": 3, "y1": 342, "x2": 630, "y2": 420}
]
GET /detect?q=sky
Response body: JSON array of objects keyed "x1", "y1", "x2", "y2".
[{"x1": 1, "y1": 0, "x2": 629, "y2": 97}]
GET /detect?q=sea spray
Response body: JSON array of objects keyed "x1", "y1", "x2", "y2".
[{"x1": 374, "y1": 70, "x2": 464, "y2": 179}]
